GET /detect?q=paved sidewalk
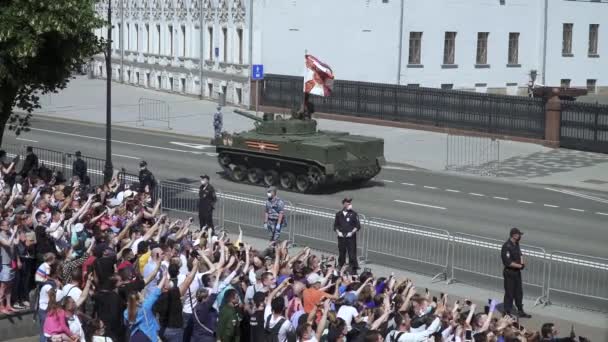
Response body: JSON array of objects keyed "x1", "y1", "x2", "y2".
[{"x1": 27, "y1": 76, "x2": 608, "y2": 192}]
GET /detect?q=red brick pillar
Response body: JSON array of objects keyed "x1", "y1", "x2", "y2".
[
  {"x1": 544, "y1": 88, "x2": 561, "y2": 147},
  {"x1": 249, "y1": 80, "x2": 259, "y2": 111}
]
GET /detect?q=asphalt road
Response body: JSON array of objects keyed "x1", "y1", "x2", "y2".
[{"x1": 3, "y1": 116, "x2": 608, "y2": 260}]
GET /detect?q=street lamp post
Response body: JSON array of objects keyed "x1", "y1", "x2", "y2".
[{"x1": 104, "y1": 0, "x2": 114, "y2": 182}]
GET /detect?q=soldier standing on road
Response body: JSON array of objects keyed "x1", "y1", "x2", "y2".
[
  {"x1": 213, "y1": 106, "x2": 223, "y2": 142},
  {"x1": 264, "y1": 187, "x2": 286, "y2": 242},
  {"x1": 138, "y1": 160, "x2": 156, "y2": 197},
  {"x1": 198, "y1": 174, "x2": 217, "y2": 232},
  {"x1": 72, "y1": 151, "x2": 88, "y2": 186},
  {"x1": 501, "y1": 227, "x2": 532, "y2": 319},
  {"x1": 334, "y1": 197, "x2": 361, "y2": 274}
]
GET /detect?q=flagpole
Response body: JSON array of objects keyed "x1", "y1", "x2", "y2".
[{"x1": 302, "y1": 49, "x2": 308, "y2": 113}]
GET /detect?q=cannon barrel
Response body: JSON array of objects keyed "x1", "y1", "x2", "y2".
[{"x1": 233, "y1": 109, "x2": 264, "y2": 122}]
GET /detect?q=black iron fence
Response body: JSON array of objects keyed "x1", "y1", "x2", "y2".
[
  {"x1": 560, "y1": 101, "x2": 608, "y2": 154},
  {"x1": 260, "y1": 74, "x2": 547, "y2": 139}
]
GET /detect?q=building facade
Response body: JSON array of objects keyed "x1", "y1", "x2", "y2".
[{"x1": 93, "y1": 0, "x2": 607, "y2": 105}]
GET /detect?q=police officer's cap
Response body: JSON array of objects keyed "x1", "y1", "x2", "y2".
[
  {"x1": 509, "y1": 227, "x2": 524, "y2": 236},
  {"x1": 342, "y1": 196, "x2": 353, "y2": 204},
  {"x1": 200, "y1": 174, "x2": 210, "y2": 180},
  {"x1": 267, "y1": 186, "x2": 277, "y2": 193},
  {"x1": 139, "y1": 160, "x2": 147, "y2": 167},
  {"x1": 75, "y1": 151, "x2": 82, "y2": 156}
]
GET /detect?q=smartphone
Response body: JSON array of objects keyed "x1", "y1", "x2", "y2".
[
  {"x1": 465, "y1": 329, "x2": 473, "y2": 341},
  {"x1": 432, "y1": 296, "x2": 437, "y2": 303},
  {"x1": 288, "y1": 278, "x2": 294, "y2": 284},
  {"x1": 484, "y1": 305, "x2": 490, "y2": 315}
]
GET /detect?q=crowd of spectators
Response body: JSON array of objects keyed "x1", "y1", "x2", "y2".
[{"x1": 0, "y1": 147, "x2": 591, "y2": 342}]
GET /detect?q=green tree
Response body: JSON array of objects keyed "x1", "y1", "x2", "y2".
[{"x1": 0, "y1": 0, "x2": 104, "y2": 144}]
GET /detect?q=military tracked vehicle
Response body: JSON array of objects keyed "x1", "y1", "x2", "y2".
[{"x1": 215, "y1": 109, "x2": 385, "y2": 193}]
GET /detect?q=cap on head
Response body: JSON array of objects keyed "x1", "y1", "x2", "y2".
[
  {"x1": 306, "y1": 272, "x2": 323, "y2": 285},
  {"x1": 200, "y1": 174, "x2": 210, "y2": 180},
  {"x1": 510, "y1": 227, "x2": 523, "y2": 237},
  {"x1": 217, "y1": 106, "x2": 221, "y2": 110},
  {"x1": 267, "y1": 186, "x2": 277, "y2": 193},
  {"x1": 139, "y1": 160, "x2": 147, "y2": 167},
  {"x1": 75, "y1": 151, "x2": 82, "y2": 157},
  {"x1": 342, "y1": 196, "x2": 353, "y2": 204},
  {"x1": 26, "y1": 146, "x2": 33, "y2": 152}
]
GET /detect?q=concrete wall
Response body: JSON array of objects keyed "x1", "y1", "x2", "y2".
[{"x1": 544, "y1": 0, "x2": 608, "y2": 91}]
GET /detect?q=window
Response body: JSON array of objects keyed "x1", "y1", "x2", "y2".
[
  {"x1": 126, "y1": 24, "x2": 130, "y2": 50},
  {"x1": 408, "y1": 32, "x2": 422, "y2": 65},
  {"x1": 181, "y1": 78, "x2": 186, "y2": 92},
  {"x1": 135, "y1": 24, "x2": 139, "y2": 51},
  {"x1": 476, "y1": 32, "x2": 489, "y2": 65},
  {"x1": 407, "y1": 84, "x2": 420, "y2": 88},
  {"x1": 157, "y1": 75, "x2": 161, "y2": 88},
  {"x1": 117, "y1": 24, "x2": 121, "y2": 49},
  {"x1": 181, "y1": 25, "x2": 186, "y2": 57},
  {"x1": 237, "y1": 28, "x2": 243, "y2": 64},
  {"x1": 169, "y1": 25, "x2": 174, "y2": 56},
  {"x1": 156, "y1": 25, "x2": 161, "y2": 54},
  {"x1": 146, "y1": 73, "x2": 150, "y2": 87},
  {"x1": 145, "y1": 24, "x2": 149, "y2": 53},
  {"x1": 236, "y1": 88, "x2": 242, "y2": 104},
  {"x1": 508, "y1": 32, "x2": 520, "y2": 65},
  {"x1": 589, "y1": 24, "x2": 599, "y2": 56},
  {"x1": 207, "y1": 83, "x2": 213, "y2": 96},
  {"x1": 441, "y1": 84, "x2": 453, "y2": 90},
  {"x1": 587, "y1": 79, "x2": 597, "y2": 93},
  {"x1": 562, "y1": 23, "x2": 573, "y2": 55},
  {"x1": 560, "y1": 79, "x2": 571, "y2": 88},
  {"x1": 135, "y1": 72, "x2": 139, "y2": 84},
  {"x1": 222, "y1": 27, "x2": 228, "y2": 62},
  {"x1": 169, "y1": 77, "x2": 174, "y2": 90},
  {"x1": 208, "y1": 27, "x2": 214, "y2": 59},
  {"x1": 443, "y1": 32, "x2": 456, "y2": 65}
]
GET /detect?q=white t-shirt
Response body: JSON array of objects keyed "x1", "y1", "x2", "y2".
[
  {"x1": 337, "y1": 304, "x2": 359, "y2": 331},
  {"x1": 61, "y1": 284, "x2": 82, "y2": 303},
  {"x1": 39, "y1": 283, "x2": 63, "y2": 311},
  {"x1": 67, "y1": 313, "x2": 86, "y2": 342},
  {"x1": 178, "y1": 271, "x2": 205, "y2": 314},
  {"x1": 264, "y1": 304, "x2": 294, "y2": 342},
  {"x1": 131, "y1": 237, "x2": 144, "y2": 255}
]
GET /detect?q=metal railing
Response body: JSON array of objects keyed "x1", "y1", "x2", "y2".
[
  {"x1": 450, "y1": 233, "x2": 548, "y2": 305},
  {"x1": 3, "y1": 142, "x2": 608, "y2": 310},
  {"x1": 138, "y1": 97, "x2": 171, "y2": 129},
  {"x1": 366, "y1": 218, "x2": 450, "y2": 282},
  {"x1": 445, "y1": 134, "x2": 500, "y2": 177},
  {"x1": 546, "y1": 252, "x2": 608, "y2": 308}
]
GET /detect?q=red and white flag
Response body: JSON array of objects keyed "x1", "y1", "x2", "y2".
[{"x1": 303, "y1": 54, "x2": 334, "y2": 97}]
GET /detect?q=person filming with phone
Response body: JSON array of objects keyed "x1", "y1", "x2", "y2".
[{"x1": 501, "y1": 227, "x2": 531, "y2": 319}]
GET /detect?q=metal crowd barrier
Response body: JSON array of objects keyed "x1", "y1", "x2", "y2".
[
  {"x1": 138, "y1": 97, "x2": 171, "y2": 129},
  {"x1": 450, "y1": 232, "x2": 548, "y2": 305},
  {"x1": 546, "y1": 252, "x2": 608, "y2": 307},
  {"x1": 65, "y1": 153, "x2": 107, "y2": 186},
  {"x1": 366, "y1": 218, "x2": 450, "y2": 282},
  {"x1": 292, "y1": 204, "x2": 368, "y2": 266},
  {"x1": 158, "y1": 180, "x2": 224, "y2": 228}
]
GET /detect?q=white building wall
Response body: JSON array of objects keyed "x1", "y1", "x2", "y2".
[{"x1": 545, "y1": 0, "x2": 608, "y2": 92}]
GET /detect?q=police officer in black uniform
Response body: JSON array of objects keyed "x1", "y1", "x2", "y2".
[
  {"x1": 72, "y1": 151, "x2": 89, "y2": 185},
  {"x1": 501, "y1": 227, "x2": 532, "y2": 318},
  {"x1": 138, "y1": 160, "x2": 156, "y2": 197},
  {"x1": 198, "y1": 174, "x2": 217, "y2": 231},
  {"x1": 333, "y1": 197, "x2": 361, "y2": 274}
]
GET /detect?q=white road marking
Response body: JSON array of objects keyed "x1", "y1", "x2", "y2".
[
  {"x1": 383, "y1": 165, "x2": 416, "y2": 171},
  {"x1": 445, "y1": 189, "x2": 460, "y2": 193},
  {"x1": 517, "y1": 200, "x2": 533, "y2": 204},
  {"x1": 544, "y1": 204, "x2": 559, "y2": 208},
  {"x1": 493, "y1": 196, "x2": 509, "y2": 200},
  {"x1": 423, "y1": 186, "x2": 437, "y2": 189},
  {"x1": 596, "y1": 212, "x2": 608, "y2": 216},
  {"x1": 16, "y1": 138, "x2": 39, "y2": 143},
  {"x1": 569, "y1": 208, "x2": 585, "y2": 212},
  {"x1": 394, "y1": 200, "x2": 446, "y2": 210},
  {"x1": 469, "y1": 193, "x2": 485, "y2": 197},
  {"x1": 29, "y1": 127, "x2": 207, "y2": 154},
  {"x1": 169, "y1": 142, "x2": 214, "y2": 150},
  {"x1": 113, "y1": 154, "x2": 139, "y2": 159},
  {"x1": 545, "y1": 187, "x2": 608, "y2": 204},
  {"x1": 401, "y1": 182, "x2": 415, "y2": 186},
  {"x1": 381, "y1": 179, "x2": 395, "y2": 183}
]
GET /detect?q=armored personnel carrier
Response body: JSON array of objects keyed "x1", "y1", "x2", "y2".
[{"x1": 215, "y1": 109, "x2": 385, "y2": 193}]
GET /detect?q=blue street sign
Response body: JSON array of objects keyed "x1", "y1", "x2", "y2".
[{"x1": 252, "y1": 64, "x2": 264, "y2": 80}]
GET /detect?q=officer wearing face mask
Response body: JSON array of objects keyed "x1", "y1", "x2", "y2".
[
  {"x1": 333, "y1": 197, "x2": 361, "y2": 274},
  {"x1": 198, "y1": 174, "x2": 217, "y2": 231},
  {"x1": 501, "y1": 227, "x2": 531, "y2": 319},
  {"x1": 264, "y1": 187, "x2": 285, "y2": 242}
]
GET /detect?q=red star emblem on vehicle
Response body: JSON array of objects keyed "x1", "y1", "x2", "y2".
[{"x1": 259, "y1": 144, "x2": 266, "y2": 150}]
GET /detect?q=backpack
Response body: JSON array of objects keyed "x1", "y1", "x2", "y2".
[
  {"x1": 33, "y1": 280, "x2": 58, "y2": 320},
  {"x1": 390, "y1": 331, "x2": 405, "y2": 342},
  {"x1": 264, "y1": 315, "x2": 296, "y2": 342}
]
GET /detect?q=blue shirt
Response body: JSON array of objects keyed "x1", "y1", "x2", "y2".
[
  {"x1": 124, "y1": 287, "x2": 161, "y2": 342},
  {"x1": 265, "y1": 197, "x2": 285, "y2": 221}
]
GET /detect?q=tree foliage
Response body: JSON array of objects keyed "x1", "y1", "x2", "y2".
[{"x1": 0, "y1": 0, "x2": 104, "y2": 143}]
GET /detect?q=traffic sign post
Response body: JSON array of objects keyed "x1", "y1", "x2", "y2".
[{"x1": 252, "y1": 65, "x2": 264, "y2": 115}]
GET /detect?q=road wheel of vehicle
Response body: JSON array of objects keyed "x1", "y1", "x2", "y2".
[
  {"x1": 279, "y1": 172, "x2": 296, "y2": 190},
  {"x1": 264, "y1": 170, "x2": 279, "y2": 187},
  {"x1": 295, "y1": 174, "x2": 311, "y2": 193},
  {"x1": 232, "y1": 165, "x2": 247, "y2": 182},
  {"x1": 308, "y1": 166, "x2": 324, "y2": 185},
  {"x1": 218, "y1": 154, "x2": 231, "y2": 167},
  {"x1": 247, "y1": 168, "x2": 263, "y2": 184}
]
